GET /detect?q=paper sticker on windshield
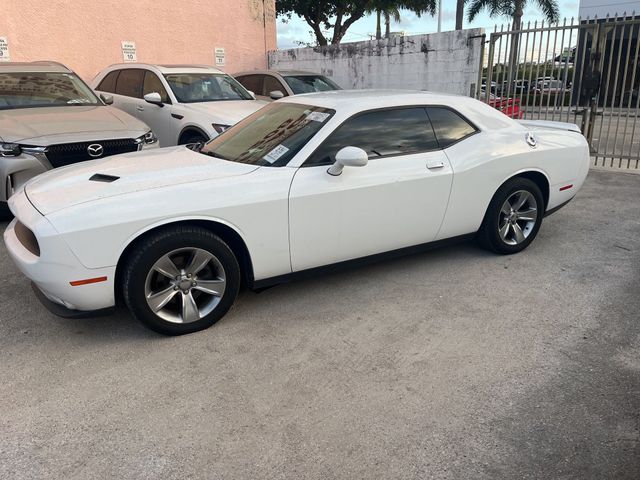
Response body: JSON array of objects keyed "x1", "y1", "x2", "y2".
[
  {"x1": 306, "y1": 111, "x2": 330, "y2": 123},
  {"x1": 263, "y1": 144, "x2": 289, "y2": 163}
]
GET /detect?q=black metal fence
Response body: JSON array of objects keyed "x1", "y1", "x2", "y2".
[{"x1": 477, "y1": 15, "x2": 640, "y2": 169}]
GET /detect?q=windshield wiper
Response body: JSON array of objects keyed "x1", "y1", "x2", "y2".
[{"x1": 202, "y1": 149, "x2": 230, "y2": 161}]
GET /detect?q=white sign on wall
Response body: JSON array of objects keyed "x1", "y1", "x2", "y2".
[
  {"x1": 215, "y1": 47, "x2": 225, "y2": 67},
  {"x1": 0, "y1": 37, "x2": 10, "y2": 62},
  {"x1": 121, "y1": 41, "x2": 137, "y2": 62}
]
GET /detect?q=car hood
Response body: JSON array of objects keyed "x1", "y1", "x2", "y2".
[
  {"x1": 25, "y1": 146, "x2": 260, "y2": 215},
  {"x1": 180, "y1": 99, "x2": 267, "y2": 125},
  {"x1": 0, "y1": 105, "x2": 149, "y2": 144}
]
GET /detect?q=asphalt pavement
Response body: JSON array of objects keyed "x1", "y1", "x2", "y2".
[{"x1": 0, "y1": 170, "x2": 638, "y2": 479}]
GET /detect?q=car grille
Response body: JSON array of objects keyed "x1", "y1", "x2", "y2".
[{"x1": 45, "y1": 139, "x2": 139, "y2": 168}]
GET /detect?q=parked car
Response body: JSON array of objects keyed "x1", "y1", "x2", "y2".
[
  {"x1": 500, "y1": 79, "x2": 530, "y2": 95},
  {"x1": 479, "y1": 90, "x2": 523, "y2": 119},
  {"x1": 92, "y1": 64, "x2": 267, "y2": 146},
  {"x1": 4, "y1": 91, "x2": 590, "y2": 335},
  {"x1": 233, "y1": 70, "x2": 341, "y2": 101},
  {"x1": 535, "y1": 79, "x2": 570, "y2": 94},
  {"x1": 0, "y1": 61, "x2": 158, "y2": 215}
]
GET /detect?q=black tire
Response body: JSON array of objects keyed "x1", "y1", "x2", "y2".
[
  {"x1": 122, "y1": 225, "x2": 240, "y2": 335},
  {"x1": 0, "y1": 202, "x2": 13, "y2": 221},
  {"x1": 180, "y1": 133, "x2": 207, "y2": 146},
  {"x1": 477, "y1": 177, "x2": 544, "y2": 254}
]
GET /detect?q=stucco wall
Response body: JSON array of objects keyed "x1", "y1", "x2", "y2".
[
  {"x1": 0, "y1": 0, "x2": 276, "y2": 82},
  {"x1": 269, "y1": 29, "x2": 485, "y2": 96}
]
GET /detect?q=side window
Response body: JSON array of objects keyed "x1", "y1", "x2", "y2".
[
  {"x1": 263, "y1": 76, "x2": 287, "y2": 96},
  {"x1": 236, "y1": 75, "x2": 262, "y2": 95},
  {"x1": 143, "y1": 71, "x2": 171, "y2": 103},
  {"x1": 426, "y1": 107, "x2": 477, "y2": 148},
  {"x1": 96, "y1": 71, "x2": 119, "y2": 93},
  {"x1": 306, "y1": 107, "x2": 438, "y2": 167},
  {"x1": 115, "y1": 69, "x2": 144, "y2": 98}
]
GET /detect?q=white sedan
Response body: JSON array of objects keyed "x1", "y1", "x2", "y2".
[{"x1": 4, "y1": 91, "x2": 590, "y2": 335}]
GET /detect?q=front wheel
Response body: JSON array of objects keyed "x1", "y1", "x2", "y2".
[
  {"x1": 122, "y1": 226, "x2": 240, "y2": 335},
  {"x1": 478, "y1": 177, "x2": 544, "y2": 254}
]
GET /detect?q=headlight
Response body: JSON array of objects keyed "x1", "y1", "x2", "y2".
[
  {"x1": 0, "y1": 143, "x2": 21, "y2": 157},
  {"x1": 212, "y1": 123, "x2": 230, "y2": 134},
  {"x1": 136, "y1": 131, "x2": 158, "y2": 145}
]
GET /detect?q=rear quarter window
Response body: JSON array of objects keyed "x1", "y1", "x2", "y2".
[{"x1": 426, "y1": 107, "x2": 477, "y2": 148}]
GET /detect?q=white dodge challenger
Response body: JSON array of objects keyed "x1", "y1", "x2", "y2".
[{"x1": 4, "y1": 91, "x2": 589, "y2": 335}]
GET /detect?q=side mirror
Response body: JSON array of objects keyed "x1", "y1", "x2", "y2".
[
  {"x1": 269, "y1": 90, "x2": 285, "y2": 100},
  {"x1": 100, "y1": 93, "x2": 114, "y2": 105},
  {"x1": 246, "y1": 90, "x2": 256, "y2": 99},
  {"x1": 144, "y1": 92, "x2": 163, "y2": 106},
  {"x1": 327, "y1": 146, "x2": 368, "y2": 176}
]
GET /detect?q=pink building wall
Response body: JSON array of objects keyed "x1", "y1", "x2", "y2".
[{"x1": 0, "y1": 0, "x2": 277, "y2": 82}]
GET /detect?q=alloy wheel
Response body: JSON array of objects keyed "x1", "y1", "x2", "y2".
[
  {"x1": 144, "y1": 247, "x2": 226, "y2": 324},
  {"x1": 498, "y1": 190, "x2": 539, "y2": 245}
]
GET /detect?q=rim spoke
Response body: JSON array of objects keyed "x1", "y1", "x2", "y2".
[
  {"x1": 186, "y1": 249, "x2": 213, "y2": 276},
  {"x1": 154, "y1": 255, "x2": 180, "y2": 279},
  {"x1": 512, "y1": 223, "x2": 526, "y2": 243},
  {"x1": 499, "y1": 221, "x2": 511, "y2": 240},
  {"x1": 516, "y1": 207, "x2": 537, "y2": 221},
  {"x1": 193, "y1": 278, "x2": 226, "y2": 297},
  {"x1": 181, "y1": 291, "x2": 200, "y2": 323},
  {"x1": 147, "y1": 286, "x2": 179, "y2": 312},
  {"x1": 512, "y1": 192, "x2": 530, "y2": 211}
]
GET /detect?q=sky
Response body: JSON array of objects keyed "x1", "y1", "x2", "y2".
[{"x1": 276, "y1": 0, "x2": 580, "y2": 49}]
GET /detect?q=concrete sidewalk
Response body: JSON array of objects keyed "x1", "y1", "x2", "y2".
[{"x1": 0, "y1": 170, "x2": 638, "y2": 479}]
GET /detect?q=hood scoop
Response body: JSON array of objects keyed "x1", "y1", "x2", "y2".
[{"x1": 89, "y1": 173, "x2": 120, "y2": 183}]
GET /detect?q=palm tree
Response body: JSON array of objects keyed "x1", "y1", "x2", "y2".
[
  {"x1": 368, "y1": 1, "x2": 437, "y2": 40},
  {"x1": 456, "y1": 0, "x2": 464, "y2": 29},
  {"x1": 367, "y1": 6, "x2": 403, "y2": 39},
  {"x1": 467, "y1": 0, "x2": 559, "y2": 82},
  {"x1": 384, "y1": 7, "x2": 402, "y2": 38}
]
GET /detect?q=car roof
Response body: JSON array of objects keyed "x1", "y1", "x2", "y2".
[
  {"x1": 105, "y1": 63, "x2": 226, "y2": 75},
  {"x1": 234, "y1": 69, "x2": 324, "y2": 77},
  {"x1": 0, "y1": 61, "x2": 72, "y2": 73},
  {"x1": 280, "y1": 89, "x2": 517, "y2": 131}
]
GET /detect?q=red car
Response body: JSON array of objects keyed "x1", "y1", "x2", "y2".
[{"x1": 488, "y1": 97, "x2": 523, "y2": 119}]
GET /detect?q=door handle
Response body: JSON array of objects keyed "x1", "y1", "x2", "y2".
[
  {"x1": 136, "y1": 105, "x2": 144, "y2": 111},
  {"x1": 426, "y1": 160, "x2": 445, "y2": 170}
]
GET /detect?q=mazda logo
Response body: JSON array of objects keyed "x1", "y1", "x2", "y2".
[{"x1": 87, "y1": 144, "x2": 104, "y2": 158}]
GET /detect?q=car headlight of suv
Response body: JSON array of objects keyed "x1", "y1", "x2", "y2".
[
  {"x1": 212, "y1": 123, "x2": 231, "y2": 134},
  {"x1": 0, "y1": 143, "x2": 22, "y2": 157},
  {"x1": 136, "y1": 131, "x2": 158, "y2": 147}
]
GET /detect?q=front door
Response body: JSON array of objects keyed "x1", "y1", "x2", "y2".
[{"x1": 288, "y1": 107, "x2": 453, "y2": 272}]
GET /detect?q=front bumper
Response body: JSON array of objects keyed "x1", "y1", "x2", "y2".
[
  {"x1": 0, "y1": 151, "x2": 48, "y2": 202},
  {"x1": 3, "y1": 192, "x2": 116, "y2": 311}
]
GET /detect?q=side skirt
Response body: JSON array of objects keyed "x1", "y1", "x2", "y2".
[
  {"x1": 544, "y1": 197, "x2": 573, "y2": 217},
  {"x1": 251, "y1": 233, "x2": 476, "y2": 291}
]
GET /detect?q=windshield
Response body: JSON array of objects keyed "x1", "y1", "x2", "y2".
[
  {"x1": 200, "y1": 102, "x2": 334, "y2": 167},
  {"x1": 0, "y1": 72, "x2": 100, "y2": 110},
  {"x1": 283, "y1": 75, "x2": 341, "y2": 95},
  {"x1": 164, "y1": 73, "x2": 253, "y2": 103}
]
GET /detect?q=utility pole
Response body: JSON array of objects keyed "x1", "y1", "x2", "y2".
[{"x1": 437, "y1": 0, "x2": 442, "y2": 32}]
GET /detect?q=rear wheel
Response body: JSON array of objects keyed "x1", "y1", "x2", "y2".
[
  {"x1": 478, "y1": 177, "x2": 544, "y2": 254},
  {"x1": 123, "y1": 226, "x2": 240, "y2": 335}
]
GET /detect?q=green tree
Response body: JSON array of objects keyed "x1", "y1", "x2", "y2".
[
  {"x1": 277, "y1": 0, "x2": 436, "y2": 46},
  {"x1": 467, "y1": 0, "x2": 559, "y2": 81}
]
